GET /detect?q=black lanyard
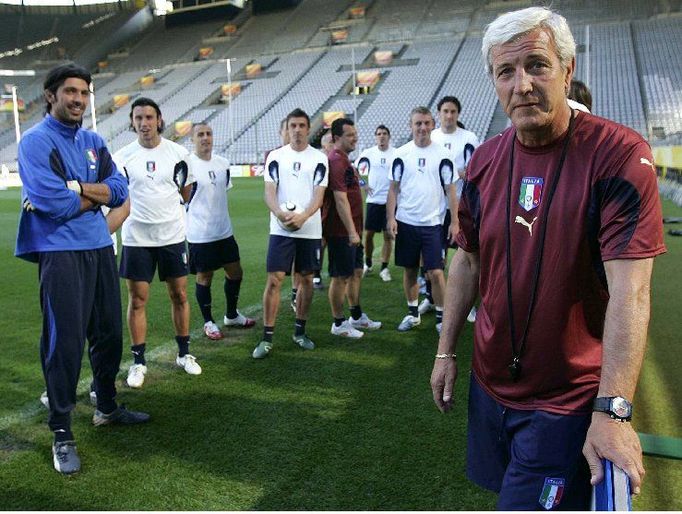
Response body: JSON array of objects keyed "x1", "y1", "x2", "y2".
[{"x1": 505, "y1": 110, "x2": 575, "y2": 381}]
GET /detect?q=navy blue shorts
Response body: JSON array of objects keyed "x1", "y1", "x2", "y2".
[
  {"x1": 327, "y1": 237, "x2": 364, "y2": 277},
  {"x1": 266, "y1": 235, "x2": 321, "y2": 274},
  {"x1": 365, "y1": 203, "x2": 387, "y2": 232},
  {"x1": 442, "y1": 209, "x2": 459, "y2": 250},
  {"x1": 119, "y1": 242, "x2": 189, "y2": 282},
  {"x1": 188, "y1": 236, "x2": 240, "y2": 274},
  {"x1": 394, "y1": 221, "x2": 444, "y2": 270},
  {"x1": 466, "y1": 374, "x2": 592, "y2": 510}
]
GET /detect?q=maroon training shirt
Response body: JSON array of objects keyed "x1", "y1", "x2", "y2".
[
  {"x1": 457, "y1": 111, "x2": 666, "y2": 414},
  {"x1": 322, "y1": 148, "x2": 363, "y2": 238}
]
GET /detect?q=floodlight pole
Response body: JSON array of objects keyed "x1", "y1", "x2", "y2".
[
  {"x1": 585, "y1": 25, "x2": 591, "y2": 88},
  {"x1": 89, "y1": 82, "x2": 97, "y2": 133},
  {"x1": 351, "y1": 47, "x2": 357, "y2": 125},
  {"x1": 11, "y1": 86, "x2": 21, "y2": 143},
  {"x1": 226, "y1": 58, "x2": 233, "y2": 161}
]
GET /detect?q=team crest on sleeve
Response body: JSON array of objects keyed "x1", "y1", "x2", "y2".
[
  {"x1": 539, "y1": 477, "x2": 564, "y2": 510},
  {"x1": 519, "y1": 177, "x2": 543, "y2": 211}
]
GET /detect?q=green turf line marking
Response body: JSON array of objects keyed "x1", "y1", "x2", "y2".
[{"x1": 639, "y1": 432, "x2": 682, "y2": 460}]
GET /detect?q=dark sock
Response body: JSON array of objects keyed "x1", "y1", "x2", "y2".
[
  {"x1": 436, "y1": 309, "x2": 443, "y2": 324},
  {"x1": 381, "y1": 262, "x2": 388, "y2": 270},
  {"x1": 314, "y1": 270, "x2": 321, "y2": 279},
  {"x1": 176, "y1": 335, "x2": 190, "y2": 357},
  {"x1": 350, "y1": 305, "x2": 362, "y2": 320},
  {"x1": 195, "y1": 283, "x2": 213, "y2": 323},
  {"x1": 334, "y1": 317, "x2": 345, "y2": 327},
  {"x1": 419, "y1": 266, "x2": 426, "y2": 278},
  {"x1": 53, "y1": 429, "x2": 74, "y2": 443},
  {"x1": 291, "y1": 288, "x2": 298, "y2": 304},
  {"x1": 366, "y1": 257, "x2": 373, "y2": 267},
  {"x1": 131, "y1": 343, "x2": 146, "y2": 365},
  {"x1": 408, "y1": 305, "x2": 419, "y2": 317},
  {"x1": 295, "y1": 319, "x2": 306, "y2": 336},
  {"x1": 263, "y1": 326, "x2": 274, "y2": 343},
  {"x1": 224, "y1": 277, "x2": 241, "y2": 319},
  {"x1": 426, "y1": 279, "x2": 433, "y2": 303}
]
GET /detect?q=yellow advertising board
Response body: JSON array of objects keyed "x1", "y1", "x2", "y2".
[
  {"x1": 174, "y1": 121, "x2": 192, "y2": 138},
  {"x1": 0, "y1": 97, "x2": 25, "y2": 112},
  {"x1": 331, "y1": 29, "x2": 348, "y2": 44},
  {"x1": 223, "y1": 24, "x2": 237, "y2": 35},
  {"x1": 140, "y1": 75, "x2": 155, "y2": 87},
  {"x1": 323, "y1": 111, "x2": 345, "y2": 128},
  {"x1": 349, "y1": 6, "x2": 366, "y2": 18},
  {"x1": 112, "y1": 94, "x2": 130, "y2": 111},
  {"x1": 198, "y1": 47, "x2": 214, "y2": 60},
  {"x1": 220, "y1": 83, "x2": 242, "y2": 99},
  {"x1": 245, "y1": 63, "x2": 262, "y2": 77},
  {"x1": 357, "y1": 70, "x2": 380, "y2": 88},
  {"x1": 374, "y1": 51, "x2": 393, "y2": 65}
]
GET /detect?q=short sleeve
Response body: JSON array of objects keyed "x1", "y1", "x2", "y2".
[
  {"x1": 596, "y1": 141, "x2": 665, "y2": 261},
  {"x1": 264, "y1": 152, "x2": 278, "y2": 184}
]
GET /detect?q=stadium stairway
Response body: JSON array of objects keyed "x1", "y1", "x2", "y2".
[{"x1": 486, "y1": 101, "x2": 508, "y2": 140}]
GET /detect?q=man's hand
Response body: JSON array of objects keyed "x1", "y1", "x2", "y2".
[
  {"x1": 348, "y1": 231, "x2": 361, "y2": 246},
  {"x1": 430, "y1": 358, "x2": 458, "y2": 413},
  {"x1": 387, "y1": 218, "x2": 398, "y2": 240},
  {"x1": 22, "y1": 198, "x2": 35, "y2": 212},
  {"x1": 447, "y1": 221, "x2": 459, "y2": 245},
  {"x1": 284, "y1": 212, "x2": 308, "y2": 231},
  {"x1": 582, "y1": 412, "x2": 645, "y2": 495}
]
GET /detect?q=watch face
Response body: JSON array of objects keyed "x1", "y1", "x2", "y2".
[{"x1": 612, "y1": 397, "x2": 631, "y2": 418}]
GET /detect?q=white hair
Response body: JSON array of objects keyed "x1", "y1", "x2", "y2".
[{"x1": 481, "y1": 6, "x2": 576, "y2": 74}]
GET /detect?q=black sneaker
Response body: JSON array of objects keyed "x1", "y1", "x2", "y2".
[
  {"x1": 52, "y1": 441, "x2": 80, "y2": 474},
  {"x1": 92, "y1": 405, "x2": 150, "y2": 427}
]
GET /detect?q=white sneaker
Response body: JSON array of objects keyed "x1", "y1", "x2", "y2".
[
  {"x1": 330, "y1": 320, "x2": 364, "y2": 338},
  {"x1": 126, "y1": 364, "x2": 147, "y2": 388},
  {"x1": 362, "y1": 264, "x2": 373, "y2": 277},
  {"x1": 467, "y1": 306, "x2": 478, "y2": 323},
  {"x1": 176, "y1": 354, "x2": 202, "y2": 375},
  {"x1": 350, "y1": 313, "x2": 382, "y2": 330},
  {"x1": 40, "y1": 391, "x2": 49, "y2": 408},
  {"x1": 418, "y1": 298, "x2": 434, "y2": 315},
  {"x1": 397, "y1": 314, "x2": 421, "y2": 332},
  {"x1": 223, "y1": 312, "x2": 256, "y2": 328},
  {"x1": 379, "y1": 267, "x2": 392, "y2": 282},
  {"x1": 203, "y1": 321, "x2": 223, "y2": 340}
]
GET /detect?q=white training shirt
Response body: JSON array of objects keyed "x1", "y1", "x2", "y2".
[
  {"x1": 114, "y1": 138, "x2": 195, "y2": 247},
  {"x1": 186, "y1": 153, "x2": 233, "y2": 243},
  {"x1": 355, "y1": 145, "x2": 395, "y2": 205},
  {"x1": 264, "y1": 144, "x2": 328, "y2": 239},
  {"x1": 391, "y1": 140, "x2": 454, "y2": 227},
  {"x1": 431, "y1": 126, "x2": 480, "y2": 200}
]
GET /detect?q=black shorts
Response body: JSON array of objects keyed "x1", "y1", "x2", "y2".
[
  {"x1": 442, "y1": 209, "x2": 459, "y2": 250},
  {"x1": 327, "y1": 237, "x2": 364, "y2": 278},
  {"x1": 394, "y1": 221, "x2": 444, "y2": 270},
  {"x1": 119, "y1": 242, "x2": 189, "y2": 282},
  {"x1": 365, "y1": 203, "x2": 387, "y2": 232},
  {"x1": 188, "y1": 236, "x2": 240, "y2": 274},
  {"x1": 266, "y1": 235, "x2": 321, "y2": 274}
]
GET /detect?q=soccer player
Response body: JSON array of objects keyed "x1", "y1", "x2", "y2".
[
  {"x1": 323, "y1": 118, "x2": 381, "y2": 338},
  {"x1": 430, "y1": 7, "x2": 664, "y2": 508},
  {"x1": 114, "y1": 97, "x2": 201, "y2": 388},
  {"x1": 16, "y1": 63, "x2": 149, "y2": 474},
  {"x1": 187, "y1": 123, "x2": 255, "y2": 341},
  {"x1": 420, "y1": 96, "x2": 480, "y2": 320},
  {"x1": 312, "y1": 129, "x2": 333, "y2": 291},
  {"x1": 356, "y1": 124, "x2": 395, "y2": 282},
  {"x1": 386, "y1": 107, "x2": 457, "y2": 333},
  {"x1": 253, "y1": 108, "x2": 328, "y2": 359}
]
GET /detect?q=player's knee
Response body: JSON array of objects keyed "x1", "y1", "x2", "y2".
[
  {"x1": 130, "y1": 294, "x2": 148, "y2": 311},
  {"x1": 168, "y1": 288, "x2": 188, "y2": 306}
]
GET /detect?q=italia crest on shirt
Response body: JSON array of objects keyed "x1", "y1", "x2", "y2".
[
  {"x1": 417, "y1": 157, "x2": 426, "y2": 173},
  {"x1": 518, "y1": 176, "x2": 543, "y2": 211},
  {"x1": 85, "y1": 149, "x2": 97, "y2": 164},
  {"x1": 146, "y1": 161, "x2": 156, "y2": 173},
  {"x1": 539, "y1": 477, "x2": 564, "y2": 510}
]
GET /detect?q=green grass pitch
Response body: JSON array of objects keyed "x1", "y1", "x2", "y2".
[{"x1": 0, "y1": 180, "x2": 679, "y2": 510}]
